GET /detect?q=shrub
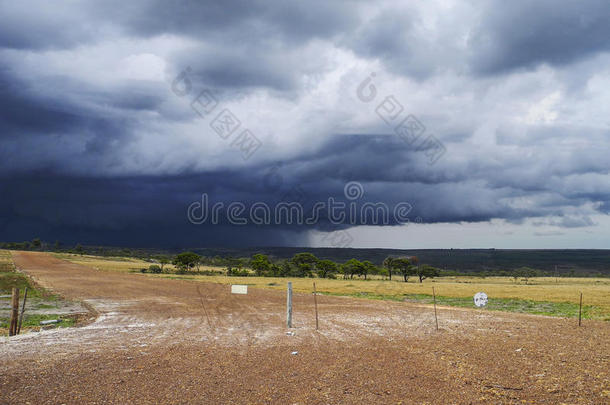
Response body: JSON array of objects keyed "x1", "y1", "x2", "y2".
[
  {"x1": 173, "y1": 252, "x2": 201, "y2": 272},
  {"x1": 148, "y1": 265, "x2": 162, "y2": 274},
  {"x1": 227, "y1": 267, "x2": 249, "y2": 277}
]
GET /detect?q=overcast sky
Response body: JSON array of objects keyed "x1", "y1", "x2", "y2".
[{"x1": 1, "y1": 0, "x2": 609, "y2": 249}]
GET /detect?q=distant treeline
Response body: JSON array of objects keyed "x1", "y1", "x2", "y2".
[
  {"x1": 192, "y1": 246, "x2": 610, "y2": 277},
  {"x1": 0, "y1": 239, "x2": 154, "y2": 258},
  {"x1": 1, "y1": 239, "x2": 609, "y2": 277},
  {"x1": 143, "y1": 251, "x2": 441, "y2": 282}
]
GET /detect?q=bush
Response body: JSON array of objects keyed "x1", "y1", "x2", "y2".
[
  {"x1": 140, "y1": 265, "x2": 162, "y2": 274},
  {"x1": 173, "y1": 252, "x2": 201, "y2": 272},
  {"x1": 148, "y1": 265, "x2": 162, "y2": 274},
  {"x1": 226, "y1": 267, "x2": 249, "y2": 277}
]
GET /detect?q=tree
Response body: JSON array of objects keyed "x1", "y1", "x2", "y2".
[
  {"x1": 383, "y1": 256, "x2": 397, "y2": 280},
  {"x1": 173, "y1": 252, "x2": 201, "y2": 272},
  {"x1": 290, "y1": 252, "x2": 318, "y2": 277},
  {"x1": 31, "y1": 238, "x2": 42, "y2": 250},
  {"x1": 392, "y1": 257, "x2": 413, "y2": 282},
  {"x1": 159, "y1": 256, "x2": 171, "y2": 272},
  {"x1": 377, "y1": 267, "x2": 389, "y2": 279},
  {"x1": 518, "y1": 267, "x2": 537, "y2": 284},
  {"x1": 316, "y1": 259, "x2": 338, "y2": 278},
  {"x1": 153, "y1": 255, "x2": 170, "y2": 272},
  {"x1": 250, "y1": 254, "x2": 272, "y2": 276},
  {"x1": 75, "y1": 244, "x2": 85, "y2": 255},
  {"x1": 278, "y1": 261, "x2": 292, "y2": 277},
  {"x1": 338, "y1": 263, "x2": 349, "y2": 279},
  {"x1": 268, "y1": 263, "x2": 281, "y2": 277},
  {"x1": 410, "y1": 256, "x2": 419, "y2": 279},
  {"x1": 360, "y1": 260, "x2": 377, "y2": 280},
  {"x1": 343, "y1": 259, "x2": 363, "y2": 279},
  {"x1": 416, "y1": 265, "x2": 440, "y2": 283}
]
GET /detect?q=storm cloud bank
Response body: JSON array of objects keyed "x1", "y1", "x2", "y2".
[{"x1": 1, "y1": 0, "x2": 609, "y2": 247}]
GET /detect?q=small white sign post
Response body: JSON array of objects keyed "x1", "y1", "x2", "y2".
[{"x1": 231, "y1": 285, "x2": 248, "y2": 294}]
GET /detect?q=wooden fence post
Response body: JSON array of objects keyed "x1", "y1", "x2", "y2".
[{"x1": 9, "y1": 288, "x2": 19, "y2": 336}]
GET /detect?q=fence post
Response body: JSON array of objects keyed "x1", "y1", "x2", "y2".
[
  {"x1": 286, "y1": 282, "x2": 293, "y2": 328},
  {"x1": 313, "y1": 282, "x2": 319, "y2": 331},
  {"x1": 578, "y1": 292, "x2": 583, "y2": 327},
  {"x1": 432, "y1": 287, "x2": 439, "y2": 331},
  {"x1": 9, "y1": 288, "x2": 19, "y2": 336}
]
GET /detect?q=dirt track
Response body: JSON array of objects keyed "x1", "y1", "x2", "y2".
[{"x1": 1, "y1": 252, "x2": 609, "y2": 404}]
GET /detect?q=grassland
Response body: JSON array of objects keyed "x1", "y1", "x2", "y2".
[{"x1": 55, "y1": 253, "x2": 610, "y2": 320}]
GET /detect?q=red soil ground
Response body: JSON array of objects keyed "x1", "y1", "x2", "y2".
[{"x1": 1, "y1": 251, "x2": 608, "y2": 404}]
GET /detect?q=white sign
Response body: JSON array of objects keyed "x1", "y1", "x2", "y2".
[
  {"x1": 474, "y1": 292, "x2": 488, "y2": 307},
  {"x1": 231, "y1": 284, "x2": 248, "y2": 294}
]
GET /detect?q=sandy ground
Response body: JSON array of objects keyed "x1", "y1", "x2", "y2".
[{"x1": 1, "y1": 251, "x2": 608, "y2": 404}]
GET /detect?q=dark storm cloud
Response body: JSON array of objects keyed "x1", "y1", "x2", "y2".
[
  {"x1": 173, "y1": 45, "x2": 297, "y2": 92},
  {"x1": 0, "y1": 2, "x2": 99, "y2": 50},
  {"x1": 0, "y1": 61, "x2": 170, "y2": 173},
  {"x1": 0, "y1": 69, "x2": 85, "y2": 135},
  {"x1": 259, "y1": 135, "x2": 610, "y2": 223},
  {"x1": 150, "y1": 0, "x2": 363, "y2": 93},
  {"x1": 3, "y1": 1, "x2": 609, "y2": 79},
  {"x1": 345, "y1": 9, "x2": 449, "y2": 79},
  {"x1": 0, "y1": 173, "x2": 309, "y2": 247},
  {"x1": 1, "y1": 131, "x2": 609, "y2": 246},
  {"x1": 0, "y1": 1, "x2": 347, "y2": 49},
  {"x1": 471, "y1": 0, "x2": 610, "y2": 74},
  {"x1": 1, "y1": 132, "x2": 606, "y2": 246},
  {"x1": 1, "y1": 1, "x2": 609, "y2": 247},
  {"x1": 345, "y1": 1, "x2": 610, "y2": 78},
  {"x1": 1, "y1": 0, "x2": 360, "y2": 92},
  {"x1": 108, "y1": 0, "x2": 360, "y2": 44}
]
